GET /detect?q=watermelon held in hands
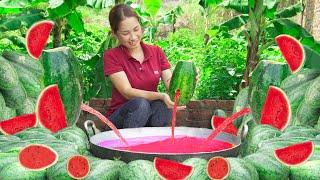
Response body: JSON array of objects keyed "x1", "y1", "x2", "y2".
[
  {"x1": 26, "y1": 20, "x2": 54, "y2": 60},
  {"x1": 0, "y1": 113, "x2": 37, "y2": 135},
  {"x1": 274, "y1": 141, "x2": 314, "y2": 166},
  {"x1": 19, "y1": 144, "x2": 58, "y2": 171},
  {"x1": 261, "y1": 86, "x2": 291, "y2": 131},
  {"x1": 207, "y1": 156, "x2": 230, "y2": 180},
  {"x1": 211, "y1": 116, "x2": 238, "y2": 136},
  {"x1": 67, "y1": 155, "x2": 90, "y2": 179},
  {"x1": 169, "y1": 61, "x2": 197, "y2": 105},
  {"x1": 154, "y1": 157, "x2": 193, "y2": 180},
  {"x1": 36, "y1": 84, "x2": 67, "y2": 133}
]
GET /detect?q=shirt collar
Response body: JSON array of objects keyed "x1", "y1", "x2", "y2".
[{"x1": 119, "y1": 41, "x2": 152, "y2": 62}]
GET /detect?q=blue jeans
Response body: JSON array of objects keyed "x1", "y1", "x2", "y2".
[{"x1": 108, "y1": 97, "x2": 172, "y2": 129}]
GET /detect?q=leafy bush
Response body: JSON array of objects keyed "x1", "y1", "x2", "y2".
[
  {"x1": 62, "y1": 24, "x2": 109, "y2": 101},
  {"x1": 196, "y1": 35, "x2": 247, "y2": 100},
  {"x1": 156, "y1": 28, "x2": 247, "y2": 100}
]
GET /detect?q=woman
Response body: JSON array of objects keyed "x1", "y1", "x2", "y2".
[{"x1": 104, "y1": 4, "x2": 179, "y2": 129}]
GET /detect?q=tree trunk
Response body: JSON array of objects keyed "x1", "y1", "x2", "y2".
[
  {"x1": 53, "y1": 19, "x2": 63, "y2": 48},
  {"x1": 241, "y1": 2, "x2": 263, "y2": 88},
  {"x1": 242, "y1": 34, "x2": 260, "y2": 88}
]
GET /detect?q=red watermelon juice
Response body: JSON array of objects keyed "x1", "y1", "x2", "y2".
[{"x1": 99, "y1": 135, "x2": 233, "y2": 154}]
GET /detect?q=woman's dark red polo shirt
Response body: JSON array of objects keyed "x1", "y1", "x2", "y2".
[{"x1": 104, "y1": 42, "x2": 171, "y2": 117}]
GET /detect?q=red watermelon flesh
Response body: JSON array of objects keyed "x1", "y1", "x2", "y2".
[
  {"x1": 67, "y1": 155, "x2": 90, "y2": 179},
  {"x1": 19, "y1": 144, "x2": 58, "y2": 171},
  {"x1": 36, "y1": 84, "x2": 67, "y2": 133},
  {"x1": 261, "y1": 86, "x2": 291, "y2": 131},
  {"x1": 207, "y1": 156, "x2": 230, "y2": 180},
  {"x1": 275, "y1": 35, "x2": 305, "y2": 73},
  {"x1": 274, "y1": 141, "x2": 314, "y2": 166},
  {"x1": 207, "y1": 108, "x2": 251, "y2": 141},
  {"x1": 154, "y1": 157, "x2": 193, "y2": 180},
  {"x1": 0, "y1": 113, "x2": 37, "y2": 135},
  {"x1": 26, "y1": 20, "x2": 54, "y2": 60},
  {"x1": 211, "y1": 116, "x2": 238, "y2": 136}
]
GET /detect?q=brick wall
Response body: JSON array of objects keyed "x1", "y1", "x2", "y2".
[{"x1": 77, "y1": 98, "x2": 234, "y2": 131}]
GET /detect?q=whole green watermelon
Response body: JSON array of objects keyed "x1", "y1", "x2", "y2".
[
  {"x1": 41, "y1": 47, "x2": 83, "y2": 126},
  {"x1": 169, "y1": 61, "x2": 197, "y2": 105}
]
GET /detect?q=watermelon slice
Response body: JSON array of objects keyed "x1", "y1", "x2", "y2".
[
  {"x1": 26, "y1": 20, "x2": 54, "y2": 60},
  {"x1": 211, "y1": 116, "x2": 238, "y2": 136},
  {"x1": 275, "y1": 34, "x2": 305, "y2": 73},
  {"x1": 0, "y1": 113, "x2": 37, "y2": 135},
  {"x1": 67, "y1": 155, "x2": 90, "y2": 179},
  {"x1": 207, "y1": 108, "x2": 251, "y2": 141},
  {"x1": 274, "y1": 141, "x2": 314, "y2": 166},
  {"x1": 36, "y1": 84, "x2": 67, "y2": 133},
  {"x1": 207, "y1": 156, "x2": 230, "y2": 180},
  {"x1": 19, "y1": 144, "x2": 58, "y2": 171},
  {"x1": 154, "y1": 157, "x2": 193, "y2": 180},
  {"x1": 261, "y1": 86, "x2": 291, "y2": 131}
]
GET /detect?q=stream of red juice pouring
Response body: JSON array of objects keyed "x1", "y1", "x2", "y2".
[
  {"x1": 206, "y1": 107, "x2": 251, "y2": 142},
  {"x1": 80, "y1": 103, "x2": 129, "y2": 146},
  {"x1": 171, "y1": 90, "x2": 181, "y2": 142}
]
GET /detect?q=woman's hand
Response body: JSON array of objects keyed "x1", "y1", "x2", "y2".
[
  {"x1": 161, "y1": 93, "x2": 186, "y2": 110},
  {"x1": 161, "y1": 93, "x2": 174, "y2": 109}
]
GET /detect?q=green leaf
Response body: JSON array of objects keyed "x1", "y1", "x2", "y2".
[
  {"x1": 0, "y1": 0, "x2": 29, "y2": 8},
  {"x1": 143, "y1": 0, "x2": 161, "y2": 17},
  {"x1": 0, "y1": 8, "x2": 21, "y2": 15},
  {"x1": 48, "y1": 0, "x2": 70, "y2": 18},
  {"x1": 264, "y1": 2, "x2": 277, "y2": 19},
  {"x1": 0, "y1": 9, "x2": 45, "y2": 32},
  {"x1": 219, "y1": 15, "x2": 249, "y2": 31},
  {"x1": 48, "y1": 0, "x2": 85, "y2": 18},
  {"x1": 220, "y1": 0, "x2": 249, "y2": 14},
  {"x1": 249, "y1": 0, "x2": 254, "y2": 9},
  {"x1": 272, "y1": 18, "x2": 312, "y2": 39},
  {"x1": 263, "y1": 0, "x2": 277, "y2": 9},
  {"x1": 0, "y1": 0, "x2": 30, "y2": 15},
  {"x1": 249, "y1": 9, "x2": 258, "y2": 34},
  {"x1": 158, "y1": 6, "x2": 183, "y2": 24},
  {"x1": 276, "y1": 3, "x2": 303, "y2": 18},
  {"x1": 66, "y1": 11, "x2": 84, "y2": 34},
  {"x1": 199, "y1": 0, "x2": 223, "y2": 9},
  {"x1": 272, "y1": 18, "x2": 320, "y2": 54}
]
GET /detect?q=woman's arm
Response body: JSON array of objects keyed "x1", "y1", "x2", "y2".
[
  {"x1": 161, "y1": 69, "x2": 172, "y2": 91},
  {"x1": 109, "y1": 71, "x2": 164, "y2": 100}
]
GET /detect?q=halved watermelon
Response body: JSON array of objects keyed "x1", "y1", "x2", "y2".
[
  {"x1": 261, "y1": 86, "x2": 291, "y2": 131},
  {"x1": 211, "y1": 116, "x2": 238, "y2": 136},
  {"x1": 67, "y1": 155, "x2": 90, "y2": 179},
  {"x1": 19, "y1": 144, "x2": 58, "y2": 171},
  {"x1": 274, "y1": 141, "x2": 314, "y2": 166},
  {"x1": 207, "y1": 108, "x2": 251, "y2": 141},
  {"x1": 154, "y1": 157, "x2": 193, "y2": 180},
  {"x1": 36, "y1": 84, "x2": 67, "y2": 133},
  {"x1": 207, "y1": 156, "x2": 230, "y2": 180},
  {"x1": 26, "y1": 20, "x2": 54, "y2": 60},
  {"x1": 0, "y1": 113, "x2": 37, "y2": 135},
  {"x1": 275, "y1": 34, "x2": 304, "y2": 73}
]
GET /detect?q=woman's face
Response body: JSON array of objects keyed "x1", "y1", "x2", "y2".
[{"x1": 115, "y1": 17, "x2": 143, "y2": 50}]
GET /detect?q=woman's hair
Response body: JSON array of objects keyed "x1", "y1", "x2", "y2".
[{"x1": 109, "y1": 4, "x2": 140, "y2": 33}]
